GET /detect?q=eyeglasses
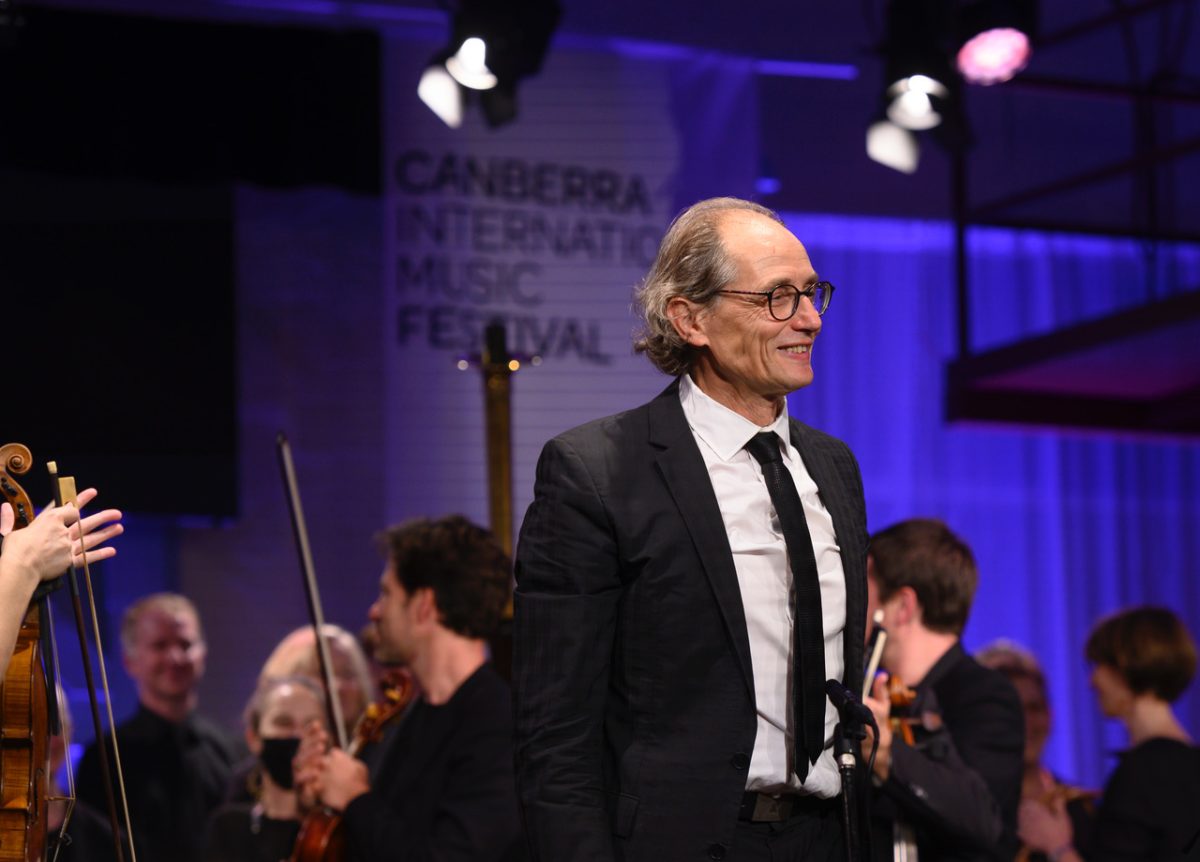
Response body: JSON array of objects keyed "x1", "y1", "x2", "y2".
[{"x1": 717, "y1": 281, "x2": 835, "y2": 321}]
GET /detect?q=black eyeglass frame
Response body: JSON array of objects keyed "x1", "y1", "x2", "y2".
[{"x1": 717, "y1": 281, "x2": 835, "y2": 321}]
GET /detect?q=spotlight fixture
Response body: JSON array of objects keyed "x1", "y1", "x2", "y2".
[
  {"x1": 886, "y1": 73, "x2": 949, "y2": 130},
  {"x1": 881, "y1": 0, "x2": 954, "y2": 131},
  {"x1": 867, "y1": 0, "x2": 1031, "y2": 172},
  {"x1": 445, "y1": 36, "x2": 498, "y2": 91},
  {"x1": 418, "y1": 0, "x2": 561, "y2": 129},
  {"x1": 867, "y1": 0, "x2": 961, "y2": 171},
  {"x1": 956, "y1": 0, "x2": 1036, "y2": 84},
  {"x1": 866, "y1": 117, "x2": 920, "y2": 174},
  {"x1": 417, "y1": 61, "x2": 464, "y2": 128}
]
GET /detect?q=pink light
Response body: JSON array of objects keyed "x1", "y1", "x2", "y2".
[{"x1": 957, "y1": 27, "x2": 1031, "y2": 85}]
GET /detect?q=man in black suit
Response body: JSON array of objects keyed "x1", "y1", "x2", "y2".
[
  {"x1": 513, "y1": 197, "x2": 869, "y2": 861},
  {"x1": 293, "y1": 514, "x2": 523, "y2": 862},
  {"x1": 863, "y1": 518, "x2": 1024, "y2": 861}
]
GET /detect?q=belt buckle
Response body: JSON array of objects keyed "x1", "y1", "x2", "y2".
[{"x1": 752, "y1": 794, "x2": 792, "y2": 822}]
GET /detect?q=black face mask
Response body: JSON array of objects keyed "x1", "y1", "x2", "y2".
[{"x1": 259, "y1": 737, "x2": 301, "y2": 790}]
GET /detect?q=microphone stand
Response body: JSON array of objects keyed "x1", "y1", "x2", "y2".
[
  {"x1": 834, "y1": 719, "x2": 867, "y2": 862},
  {"x1": 828, "y1": 680, "x2": 875, "y2": 862}
]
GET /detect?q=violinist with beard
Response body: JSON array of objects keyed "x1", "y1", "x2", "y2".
[{"x1": 293, "y1": 515, "x2": 524, "y2": 862}]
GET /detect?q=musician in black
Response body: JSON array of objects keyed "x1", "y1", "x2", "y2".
[
  {"x1": 78, "y1": 593, "x2": 242, "y2": 862},
  {"x1": 862, "y1": 518, "x2": 1025, "y2": 862},
  {"x1": 293, "y1": 514, "x2": 523, "y2": 862}
]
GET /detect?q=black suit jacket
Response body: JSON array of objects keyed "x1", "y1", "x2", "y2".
[
  {"x1": 873, "y1": 642, "x2": 1025, "y2": 862},
  {"x1": 513, "y1": 381, "x2": 869, "y2": 862}
]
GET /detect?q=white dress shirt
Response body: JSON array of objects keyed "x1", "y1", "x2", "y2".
[{"x1": 679, "y1": 374, "x2": 846, "y2": 798}]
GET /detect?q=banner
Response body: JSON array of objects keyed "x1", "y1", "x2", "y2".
[{"x1": 383, "y1": 40, "x2": 688, "y2": 538}]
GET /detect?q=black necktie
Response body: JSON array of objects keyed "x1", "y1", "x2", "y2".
[{"x1": 744, "y1": 431, "x2": 826, "y2": 779}]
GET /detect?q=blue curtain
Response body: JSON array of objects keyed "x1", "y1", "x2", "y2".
[{"x1": 783, "y1": 211, "x2": 1200, "y2": 790}]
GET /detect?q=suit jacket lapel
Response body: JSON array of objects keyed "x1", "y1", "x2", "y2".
[
  {"x1": 789, "y1": 421, "x2": 867, "y2": 686},
  {"x1": 647, "y1": 383, "x2": 756, "y2": 702}
]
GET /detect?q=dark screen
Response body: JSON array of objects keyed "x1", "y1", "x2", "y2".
[{"x1": 1, "y1": 180, "x2": 237, "y2": 516}]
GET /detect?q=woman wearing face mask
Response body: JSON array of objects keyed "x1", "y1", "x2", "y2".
[
  {"x1": 204, "y1": 676, "x2": 327, "y2": 862},
  {"x1": 223, "y1": 625, "x2": 377, "y2": 805}
]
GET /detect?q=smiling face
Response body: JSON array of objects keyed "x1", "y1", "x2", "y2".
[
  {"x1": 671, "y1": 211, "x2": 822, "y2": 425},
  {"x1": 124, "y1": 607, "x2": 206, "y2": 710}
]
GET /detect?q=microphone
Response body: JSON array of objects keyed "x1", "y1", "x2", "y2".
[{"x1": 825, "y1": 679, "x2": 877, "y2": 729}]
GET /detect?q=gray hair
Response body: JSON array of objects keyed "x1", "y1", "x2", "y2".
[
  {"x1": 258, "y1": 623, "x2": 374, "y2": 711},
  {"x1": 633, "y1": 197, "x2": 783, "y2": 376}
]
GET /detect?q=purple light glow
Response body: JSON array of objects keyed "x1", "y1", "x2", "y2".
[
  {"x1": 755, "y1": 175, "x2": 782, "y2": 195},
  {"x1": 219, "y1": 0, "x2": 444, "y2": 24},
  {"x1": 752, "y1": 59, "x2": 858, "y2": 81},
  {"x1": 556, "y1": 34, "x2": 858, "y2": 80},
  {"x1": 957, "y1": 27, "x2": 1031, "y2": 85}
]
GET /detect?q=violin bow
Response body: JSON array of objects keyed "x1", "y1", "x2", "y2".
[
  {"x1": 275, "y1": 433, "x2": 349, "y2": 750},
  {"x1": 47, "y1": 462, "x2": 137, "y2": 862},
  {"x1": 862, "y1": 609, "x2": 887, "y2": 701}
]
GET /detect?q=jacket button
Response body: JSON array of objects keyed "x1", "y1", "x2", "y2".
[
  {"x1": 730, "y1": 753, "x2": 750, "y2": 770},
  {"x1": 708, "y1": 844, "x2": 727, "y2": 860}
]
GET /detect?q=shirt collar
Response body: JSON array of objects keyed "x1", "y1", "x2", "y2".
[{"x1": 679, "y1": 374, "x2": 792, "y2": 462}]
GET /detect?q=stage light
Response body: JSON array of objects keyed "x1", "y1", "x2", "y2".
[
  {"x1": 957, "y1": 29, "x2": 1029, "y2": 84},
  {"x1": 868, "y1": 0, "x2": 1016, "y2": 175},
  {"x1": 886, "y1": 73, "x2": 949, "y2": 130},
  {"x1": 956, "y1": 0, "x2": 1036, "y2": 84},
  {"x1": 881, "y1": 0, "x2": 954, "y2": 131},
  {"x1": 867, "y1": 118, "x2": 920, "y2": 174},
  {"x1": 418, "y1": 61, "x2": 464, "y2": 128},
  {"x1": 445, "y1": 36, "x2": 498, "y2": 91},
  {"x1": 419, "y1": 0, "x2": 560, "y2": 129}
]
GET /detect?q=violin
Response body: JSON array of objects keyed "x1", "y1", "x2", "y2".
[
  {"x1": 861, "y1": 609, "x2": 922, "y2": 746},
  {"x1": 290, "y1": 674, "x2": 415, "y2": 862},
  {"x1": 884, "y1": 675, "x2": 922, "y2": 746},
  {"x1": 0, "y1": 442, "x2": 53, "y2": 862},
  {"x1": 0, "y1": 444, "x2": 133, "y2": 862}
]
